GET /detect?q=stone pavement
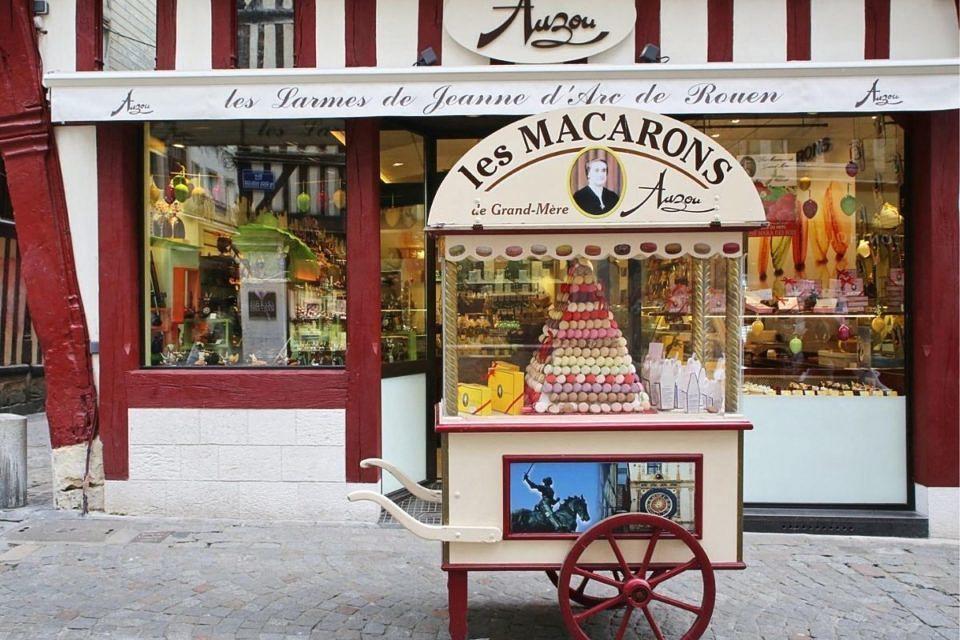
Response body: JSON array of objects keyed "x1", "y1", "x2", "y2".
[{"x1": 0, "y1": 416, "x2": 956, "y2": 640}]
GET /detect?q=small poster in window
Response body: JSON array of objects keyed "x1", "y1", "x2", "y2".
[{"x1": 247, "y1": 291, "x2": 277, "y2": 320}]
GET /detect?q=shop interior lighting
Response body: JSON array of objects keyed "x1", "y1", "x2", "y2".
[{"x1": 171, "y1": 143, "x2": 185, "y2": 149}]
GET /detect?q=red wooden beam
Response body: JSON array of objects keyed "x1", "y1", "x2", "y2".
[
  {"x1": 0, "y1": 1, "x2": 98, "y2": 450},
  {"x1": 294, "y1": 0, "x2": 317, "y2": 67},
  {"x1": 345, "y1": 0, "x2": 376, "y2": 67},
  {"x1": 211, "y1": 0, "x2": 238, "y2": 68},
  {"x1": 707, "y1": 0, "x2": 733, "y2": 62},
  {"x1": 155, "y1": 0, "x2": 177, "y2": 70},
  {"x1": 97, "y1": 124, "x2": 141, "y2": 479},
  {"x1": 126, "y1": 369, "x2": 349, "y2": 409},
  {"x1": 634, "y1": 0, "x2": 661, "y2": 60},
  {"x1": 864, "y1": 0, "x2": 891, "y2": 60},
  {"x1": 786, "y1": 0, "x2": 811, "y2": 61},
  {"x1": 418, "y1": 0, "x2": 443, "y2": 64},
  {"x1": 344, "y1": 118, "x2": 381, "y2": 483},
  {"x1": 76, "y1": 0, "x2": 103, "y2": 70},
  {"x1": 908, "y1": 110, "x2": 959, "y2": 488}
]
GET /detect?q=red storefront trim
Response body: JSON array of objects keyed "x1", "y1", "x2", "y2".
[
  {"x1": 344, "y1": 118, "x2": 382, "y2": 483},
  {"x1": 125, "y1": 369, "x2": 348, "y2": 409},
  {"x1": 634, "y1": 0, "x2": 661, "y2": 60},
  {"x1": 418, "y1": 0, "x2": 443, "y2": 64},
  {"x1": 908, "y1": 110, "x2": 959, "y2": 488},
  {"x1": 345, "y1": 0, "x2": 377, "y2": 67},
  {"x1": 294, "y1": 0, "x2": 317, "y2": 67},
  {"x1": 707, "y1": 0, "x2": 733, "y2": 63},
  {"x1": 864, "y1": 0, "x2": 891, "y2": 60},
  {"x1": 97, "y1": 124, "x2": 142, "y2": 480},
  {"x1": 155, "y1": 0, "x2": 177, "y2": 70},
  {"x1": 786, "y1": 0, "x2": 811, "y2": 61},
  {"x1": 211, "y1": 0, "x2": 238, "y2": 69},
  {"x1": 75, "y1": 0, "x2": 103, "y2": 71}
]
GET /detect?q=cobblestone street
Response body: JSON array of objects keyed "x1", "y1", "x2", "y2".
[{"x1": 0, "y1": 417, "x2": 957, "y2": 640}]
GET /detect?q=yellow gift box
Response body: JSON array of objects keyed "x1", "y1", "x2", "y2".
[
  {"x1": 457, "y1": 383, "x2": 492, "y2": 416},
  {"x1": 488, "y1": 363, "x2": 525, "y2": 415}
]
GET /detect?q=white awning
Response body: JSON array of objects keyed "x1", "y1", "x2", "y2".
[{"x1": 45, "y1": 59, "x2": 960, "y2": 122}]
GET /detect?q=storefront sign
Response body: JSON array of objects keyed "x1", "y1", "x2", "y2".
[
  {"x1": 444, "y1": 0, "x2": 635, "y2": 64},
  {"x1": 427, "y1": 106, "x2": 766, "y2": 229},
  {"x1": 46, "y1": 61, "x2": 960, "y2": 122},
  {"x1": 241, "y1": 169, "x2": 275, "y2": 191}
]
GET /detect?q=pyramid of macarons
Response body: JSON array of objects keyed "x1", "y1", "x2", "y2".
[{"x1": 525, "y1": 258, "x2": 649, "y2": 415}]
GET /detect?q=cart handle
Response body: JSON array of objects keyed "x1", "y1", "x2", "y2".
[
  {"x1": 360, "y1": 458, "x2": 443, "y2": 504},
  {"x1": 347, "y1": 490, "x2": 502, "y2": 543}
]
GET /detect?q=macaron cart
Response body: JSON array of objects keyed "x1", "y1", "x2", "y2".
[{"x1": 349, "y1": 107, "x2": 766, "y2": 639}]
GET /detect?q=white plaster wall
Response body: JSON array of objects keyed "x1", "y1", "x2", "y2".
[
  {"x1": 660, "y1": 0, "x2": 708, "y2": 64},
  {"x1": 54, "y1": 127, "x2": 99, "y2": 347},
  {"x1": 587, "y1": 29, "x2": 636, "y2": 65},
  {"x1": 915, "y1": 484, "x2": 960, "y2": 540},
  {"x1": 105, "y1": 408, "x2": 378, "y2": 521},
  {"x1": 175, "y1": 0, "x2": 213, "y2": 70},
  {"x1": 376, "y1": 0, "x2": 419, "y2": 68},
  {"x1": 810, "y1": 0, "x2": 865, "y2": 61},
  {"x1": 316, "y1": 0, "x2": 346, "y2": 68},
  {"x1": 380, "y1": 374, "x2": 427, "y2": 494},
  {"x1": 36, "y1": 0, "x2": 78, "y2": 73},
  {"x1": 890, "y1": 0, "x2": 960, "y2": 59},
  {"x1": 441, "y1": 29, "x2": 488, "y2": 66},
  {"x1": 733, "y1": 0, "x2": 786, "y2": 63}
]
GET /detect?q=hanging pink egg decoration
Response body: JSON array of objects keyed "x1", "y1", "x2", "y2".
[
  {"x1": 837, "y1": 323, "x2": 852, "y2": 341},
  {"x1": 802, "y1": 199, "x2": 818, "y2": 218},
  {"x1": 845, "y1": 161, "x2": 859, "y2": 177}
]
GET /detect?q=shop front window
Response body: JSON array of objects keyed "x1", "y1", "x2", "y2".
[
  {"x1": 698, "y1": 116, "x2": 907, "y2": 398},
  {"x1": 379, "y1": 130, "x2": 428, "y2": 365},
  {"x1": 145, "y1": 120, "x2": 347, "y2": 367},
  {"x1": 237, "y1": 0, "x2": 295, "y2": 69}
]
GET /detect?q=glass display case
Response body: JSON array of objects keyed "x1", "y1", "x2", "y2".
[{"x1": 438, "y1": 236, "x2": 746, "y2": 422}]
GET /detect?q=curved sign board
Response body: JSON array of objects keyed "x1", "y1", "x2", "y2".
[
  {"x1": 428, "y1": 107, "x2": 767, "y2": 230},
  {"x1": 444, "y1": 0, "x2": 636, "y2": 64}
]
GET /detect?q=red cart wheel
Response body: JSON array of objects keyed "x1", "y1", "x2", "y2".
[
  {"x1": 546, "y1": 568, "x2": 668, "y2": 609},
  {"x1": 557, "y1": 513, "x2": 715, "y2": 640}
]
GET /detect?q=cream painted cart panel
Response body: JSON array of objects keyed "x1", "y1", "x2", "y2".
[{"x1": 446, "y1": 429, "x2": 742, "y2": 566}]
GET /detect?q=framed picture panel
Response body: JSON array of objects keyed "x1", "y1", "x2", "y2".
[{"x1": 502, "y1": 455, "x2": 703, "y2": 540}]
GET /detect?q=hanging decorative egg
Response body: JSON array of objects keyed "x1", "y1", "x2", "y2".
[
  {"x1": 845, "y1": 161, "x2": 859, "y2": 177},
  {"x1": 297, "y1": 192, "x2": 311, "y2": 213},
  {"x1": 173, "y1": 182, "x2": 191, "y2": 203},
  {"x1": 212, "y1": 182, "x2": 222, "y2": 199},
  {"x1": 316, "y1": 190, "x2": 327, "y2": 208},
  {"x1": 789, "y1": 336, "x2": 803, "y2": 354},
  {"x1": 191, "y1": 185, "x2": 206, "y2": 199},
  {"x1": 750, "y1": 319, "x2": 765, "y2": 338},
  {"x1": 840, "y1": 194, "x2": 858, "y2": 215},
  {"x1": 149, "y1": 180, "x2": 162, "y2": 203},
  {"x1": 838, "y1": 323, "x2": 852, "y2": 341},
  {"x1": 802, "y1": 199, "x2": 818, "y2": 218},
  {"x1": 798, "y1": 176, "x2": 812, "y2": 191},
  {"x1": 857, "y1": 239, "x2": 871, "y2": 258},
  {"x1": 332, "y1": 188, "x2": 347, "y2": 210},
  {"x1": 871, "y1": 315, "x2": 886, "y2": 333}
]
